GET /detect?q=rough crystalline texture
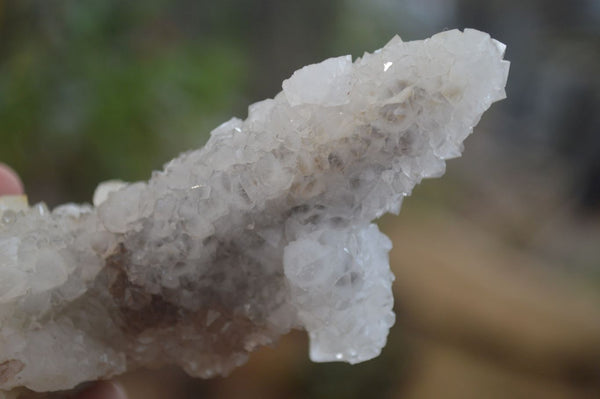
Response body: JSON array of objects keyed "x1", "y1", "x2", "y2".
[{"x1": 0, "y1": 29, "x2": 509, "y2": 394}]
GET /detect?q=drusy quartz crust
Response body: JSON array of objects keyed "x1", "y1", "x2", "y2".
[{"x1": 0, "y1": 29, "x2": 509, "y2": 393}]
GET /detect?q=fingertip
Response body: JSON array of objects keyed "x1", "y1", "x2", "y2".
[
  {"x1": 0, "y1": 163, "x2": 24, "y2": 196},
  {"x1": 75, "y1": 381, "x2": 127, "y2": 399}
]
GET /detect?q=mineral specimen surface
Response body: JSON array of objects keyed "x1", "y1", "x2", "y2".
[{"x1": 0, "y1": 29, "x2": 509, "y2": 394}]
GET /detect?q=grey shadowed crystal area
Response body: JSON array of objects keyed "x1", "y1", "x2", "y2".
[{"x1": 0, "y1": 29, "x2": 508, "y2": 394}]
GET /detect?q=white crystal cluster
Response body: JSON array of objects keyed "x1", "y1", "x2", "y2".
[{"x1": 0, "y1": 29, "x2": 508, "y2": 393}]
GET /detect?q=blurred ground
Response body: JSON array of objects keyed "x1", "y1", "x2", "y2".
[{"x1": 1, "y1": 1, "x2": 600, "y2": 398}]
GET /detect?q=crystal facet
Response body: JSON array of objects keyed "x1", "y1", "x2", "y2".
[{"x1": 0, "y1": 29, "x2": 509, "y2": 394}]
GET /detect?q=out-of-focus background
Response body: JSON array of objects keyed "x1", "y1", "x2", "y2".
[{"x1": 2, "y1": 1, "x2": 600, "y2": 398}]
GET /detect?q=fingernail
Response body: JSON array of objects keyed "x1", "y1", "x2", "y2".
[{"x1": 0, "y1": 163, "x2": 24, "y2": 196}]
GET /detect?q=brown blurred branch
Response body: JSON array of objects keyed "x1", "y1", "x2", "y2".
[{"x1": 386, "y1": 209, "x2": 600, "y2": 398}]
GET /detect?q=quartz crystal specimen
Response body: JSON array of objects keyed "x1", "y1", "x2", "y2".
[{"x1": 0, "y1": 29, "x2": 509, "y2": 394}]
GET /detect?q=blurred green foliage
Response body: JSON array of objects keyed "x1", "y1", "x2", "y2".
[{"x1": 0, "y1": 1, "x2": 250, "y2": 204}]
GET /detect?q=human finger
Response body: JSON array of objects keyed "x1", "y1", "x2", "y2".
[{"x1": 0, "y1": 163, "x2": 24, "y2": 196}]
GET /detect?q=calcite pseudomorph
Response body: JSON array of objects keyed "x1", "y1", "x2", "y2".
[{"x1": 0, "y1": 29, "x2": 509, "y2": 393}]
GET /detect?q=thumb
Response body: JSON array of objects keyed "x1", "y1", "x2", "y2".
[
  {"x1": 0, "y1": 164, "x2": 24, "y2": 196},
  {"x1": 74, "y1": 381, "x2": 127, "y2": 399}
]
